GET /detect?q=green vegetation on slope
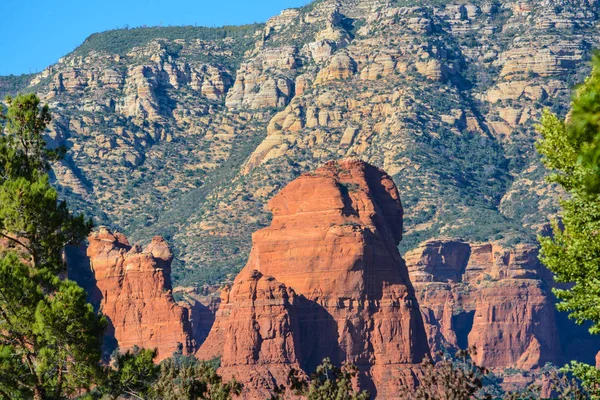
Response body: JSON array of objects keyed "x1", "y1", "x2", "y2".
[
  {"x1": 0, "y1": 74, "x2": 34, "y2": 98},
  {"x1": 128, "y1": 119, "x2": 270, "y2": 287},
  {"x1": 0, "y1": 94, "x2": 243, "y2": 400},
  {"x1": 13, "y1": 0, "x2": 594, "y2": 290},
  {"x1": 72, "y1": 24, "x2": 263, "y2": 56},
  {"x1": 96, "y1": 349, "x2": 241, "y2": 399},
  {"x1": 0, "y1": 94, "x2": 102, "y2": 399}
]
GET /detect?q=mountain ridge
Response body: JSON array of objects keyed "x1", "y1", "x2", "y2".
[{"x1": 2, "y1": 0, "x2": 598, "y2": 290}]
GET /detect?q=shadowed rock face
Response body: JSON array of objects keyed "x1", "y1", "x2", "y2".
[
  {"x1": 86, "y1": 228, "x2": 195, "y2": 361},
  {"x1": 198, "y1": 159, "x2": 430, "y2": 398},
  {"x1": 406, "y1": 240, "x2": 561, "y2": 369}
]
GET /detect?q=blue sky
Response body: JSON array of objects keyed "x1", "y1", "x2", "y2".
[{"x1": 0, "y1": 0, "x2": 312, "y2": 76}]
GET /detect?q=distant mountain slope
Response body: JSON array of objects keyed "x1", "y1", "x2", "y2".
[
  {"x1": 0, "y1": 74, "x2": 35, "y2": 98},
  {"x1": 4, "y1": 0, "x2": 598, "y2": 289}
]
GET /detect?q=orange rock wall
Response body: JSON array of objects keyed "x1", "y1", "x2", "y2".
[
  {"x1": 200, "y1": 268, "x2": 305, "y2": 397},
  {"x1": 406, "y1": 240, "x2": 560, "y2": 369},
  {"x1": 198, "y1": 160, "x2": 430, "y2": 398},
  {"x1": 86, "y1": 228, "x2": 195, "y2": 361}
]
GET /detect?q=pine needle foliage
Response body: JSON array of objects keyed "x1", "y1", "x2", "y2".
[
  {"x1": 536, "y1": 53, "x2": 600, "y2": 398},
  {"x1": 0, "y1": 94, "x2": 103, "y2": 399}
]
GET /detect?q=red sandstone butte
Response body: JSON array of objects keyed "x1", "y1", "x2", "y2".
[
  {"x1": 199, "y1": 268, "x2": 305, "y2": 398},
  {"x1": 87, "y1": 227, "x2": 195, "y2": 361},
  {"x1": 198, "y1": 159, "x2": 430, "y2": 398},
  {"x1": 405, "y1": 239, "x2": 561, "y2": 370}
]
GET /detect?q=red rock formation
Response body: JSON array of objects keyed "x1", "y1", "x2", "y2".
[
  {"x1": 405, "y1": 239, "x2": 561, "y2": 370},
  {"x1": 200, "y1": 268, "x2": 305, "y2": 398},
  {"x1": 87, "y1": 228, "x2": 195, "y2": 361},
  {"x1": 198, "y1": 159, "x2": 430, "y2": 398},
  {"x1": 469, "y1": 281, "x2": 557, "y2": 369}
]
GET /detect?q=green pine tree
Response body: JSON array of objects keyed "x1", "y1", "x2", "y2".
[
  {"x1": 0, "y1": 94, "x2": 105, "y2": 399},
  {"x1": 536, "y1": 54, "x2": 600, "y2": 398},
  {"x1": 96, "y1": 348, "x2": 241, "y2": 400},
  {"x1": 101, "y1": 347, "x2": 160, "y2": 399},
  {"x1": 149, "y1": 353, "x2": 241, "y2": 400},
  {"x1": 287, "y1": 358, "x2": 370, "y2": 400}
]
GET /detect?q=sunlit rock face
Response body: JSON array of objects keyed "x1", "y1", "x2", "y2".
[
  {"x1": 86, "y1": 228, "x2": 195, "y2": 361},
  {"x1": 198, "y1": 160, "x2": 430, "y2": 398},
  {"x1": 406, "y1": 240, "x2": 561, "y2": 369}
]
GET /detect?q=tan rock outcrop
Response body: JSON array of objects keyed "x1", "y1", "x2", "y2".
[
  {"x1": 496, "y1": 39, "x2": 587, "y2": 80},
  {"x1": 314, "y1": 52, "x2": 357, "y2": 84},
  {"x1": 305, "y1": 11, "x2": 352, "y2": 63},
  {"x1": 226, "y1": 47, "x2": 298, "y2": 109},
  {"x1": 485, "y1": 81, "x2": 548, "y2": 103},
  {"x1": 101, "y1": 68, "x2": 125, "y2": 89},
  {"x1": 360, "y1": 53, "x2": 397, "y2": 80},
  {"x1": 117, "y1": 65, "x2": 161, "y2": 121},
  {"x1": 190, "y1": 64, "x2": 233, "y2": 100},
  {"x1": 265, "y1": 9, "x2": 301, "y2": 35},
  {"x1": 415, "y1": 59, "x2": 445, "y2": 81}
]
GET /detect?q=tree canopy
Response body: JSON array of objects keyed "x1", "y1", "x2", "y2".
[
  {"x1": 0, "y1": 93, "x2": 243, "y2": 400},
  {"x1": 537, "y1": 54, "x2": 600, "y2": 397},
  {"x1": 0, "y1": 93, "x2": 103, "y2": 399}
]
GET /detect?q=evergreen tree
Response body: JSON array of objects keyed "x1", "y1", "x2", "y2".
[
  {"x1": 150, "y1": 353, "x2": 241, "y2": 400},
  {"x1": 287, "y1": 358, "x2": 370, "y2": 400},
  {"x1": 536, "y1": 54, "x2": 600, "y2": 397},
  {"x1": 398, "y1": 348, "x2": 492, "y2": 400},
  {"x1": 100, "y1": 347, "x2": 159, "y2": 399},
  {"x1": 97, "y1": 348, "x2": 241, "y2": 400},
  {"x1": 0, "y1": 94, "x2": 104, "y2": 399},
  {"x1": 398, "y1": 348, "x2": 586, "y2": 399}
]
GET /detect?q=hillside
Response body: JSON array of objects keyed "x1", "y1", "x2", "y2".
[
  {"x1": 4, "y1": 0, "x2": 599, "y2": 289},
  {"x1": 0, "y1": 74, "x2": 35, "y2": 98}
]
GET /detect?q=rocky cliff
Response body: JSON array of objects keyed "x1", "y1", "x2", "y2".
[
  {"x1": 405, "y1": 239, "x2": 600, "y2": 371},
  {"x1": 6, "y1": 0, "x2": 600, "y2": 375},
  {"x1": 85, "y1": 228, "x2": 195, "y2": 360},
  {"x1": 11, "y1": 0, "x2": 596, "y2": 291},
  {"x1": 198, "y1": 268, "x2": 305, "y2": 398},
  {"x1": 198, "y1": 159, "x2": 429, "y2": 398}
]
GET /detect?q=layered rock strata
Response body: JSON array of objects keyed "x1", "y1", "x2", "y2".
[
  {"x1": 405, "y1": 240, "x2": 560, "y2": 369},
  {"x1": 23, "y1": 0, "x2": 600, "y2": 304},
  {"x1": 198, "y1": 159, "x2": 430, "y2": 398},
  {"x1": 86, "y1": 228, "x2": 195, "y2": 361},
  {"x1": 199, "y1": 268, "x2": 304, "y2": 398},
  {"x1": 14, "y1": 0, "x2": 600, "y2": 382}
]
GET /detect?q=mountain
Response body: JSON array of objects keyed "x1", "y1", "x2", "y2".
[
  {"x1": 7, "y1": 1, "x2": 600, "y2": 380},
  {"x1": 67, "y1": 159, "x2": 599, "y2": 397},
  {"x1": 8, "y1": 0, "x2": 598, "y2": 290},
  {"x1": 68, "y1": 160, "x2": 430, "y2": 397}
]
